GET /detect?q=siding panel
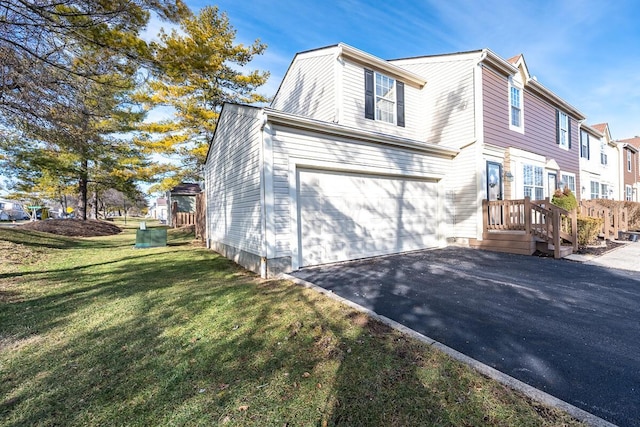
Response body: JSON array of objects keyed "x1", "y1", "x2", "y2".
[
  {"x1": 392, "y1": 55, "x2": 478, "y2": 149},
  {"x1": 482, "y1": 66, "x2": 580, "y2": 178},
  {"x1": 271, "y1": 52, "x2": 336, "y2": 122},
  {"x1": 205, "y1": 105, "x2": 263, "y2": 255}
]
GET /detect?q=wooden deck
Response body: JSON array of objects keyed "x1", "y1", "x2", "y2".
[{"x1": 469, "y1": 197, "x2": 577, "y2": 259}]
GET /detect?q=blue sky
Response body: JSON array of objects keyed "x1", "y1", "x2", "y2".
[
  {"x1": 3, "y1": 0, "x2": 639, "y2": 196},
  {"x1": 184, "y1": 0, "x2": 640, "y2": 139}
]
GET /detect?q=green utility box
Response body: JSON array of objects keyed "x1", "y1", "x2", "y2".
[{"x1": 135, "y1": 228, "x2": 167, "y2": 248}]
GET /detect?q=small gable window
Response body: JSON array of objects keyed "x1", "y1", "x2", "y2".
[
  {"x1": 364, "y1": 69, "x2": 405, "y2": 127},
  {"x1": 556, "y1": 110, "x2": 570, "y2": 150}
]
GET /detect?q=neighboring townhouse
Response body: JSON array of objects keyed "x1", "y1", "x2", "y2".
[
  {"x1": 579, "y1": 123, "x2": 620, "y2": 200},
  {"x1": 205, "y1": 43, "x2": 588, "y2": 276},
  {"x1": 391, "y1": 52, "x2": 584, "y2": 241},
  {"x1": 618, "y1": 136, "x2": 640, "y2": 201}
]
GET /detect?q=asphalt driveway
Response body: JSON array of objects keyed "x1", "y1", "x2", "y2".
[{"x1": 292, "y1": 247, "x2": 640, "y2": 427}]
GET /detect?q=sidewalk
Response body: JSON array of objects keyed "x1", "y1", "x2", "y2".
[{"x1": 566, "y1": 241, "x2": 640, "y2": 272}]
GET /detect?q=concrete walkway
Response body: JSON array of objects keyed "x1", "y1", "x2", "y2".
[{"x1": 565, "y1": 241, "x2": 640, "y2": 272}]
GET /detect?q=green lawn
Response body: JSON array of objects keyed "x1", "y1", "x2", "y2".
[{"x1": 0, "y1": 223, "x2": 584, "y2": 426}]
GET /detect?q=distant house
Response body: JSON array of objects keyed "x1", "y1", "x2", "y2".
[
  {"x1": 579, "y1": 123, "x2": 620, "y2": 200},
  {"x1": 0, "y1": 198, "x2": 28, "y2": 221},
  {"x1": 617, "y1": 136, "x2": 640, "y2": 201},
  {"x1": 204, "y1": 43, "x2": 598, "y2": 277},
  {"x1": 149, "y1": 197, "x2": 168, "y2": 223},
  {"x1": 166, "y1": 183, "x2": 201, "y2": 227}
]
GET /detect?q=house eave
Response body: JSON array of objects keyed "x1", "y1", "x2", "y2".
[
  {"x1": 526, "y1": 79, "x2": 586, "y2": 120},
  {"x1": 263, "y1": 108, "x2": 458, "y2": 158},
  {"x1": 480, "y1": 49, "x2": 519, "y2": 76},
  {"x1": 339, "y1": 43, "x2": 427, "y2": 88}
]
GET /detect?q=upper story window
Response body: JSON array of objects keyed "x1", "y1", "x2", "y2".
[
  {"x1": 364, "y1": 69, "x2": 405, "y2": 127},
  {"x1": 600, "y1": 141, "x2": 607, "y2": 166},
  {"x1": 580, "y1": 130, "x2": 589, "y2": 159},
  {"x1": 375, "y1": 73, "x2": 395, "y2": 123},
  {"x1": 509, "y1": 80, "x2": 523, "y2": 131},
  {"x1": 556, "y1": 110, "x2": 570, "y2": 150},
  {"x1": 627, "y1": 150, "x2": 633, "y2": 172}
]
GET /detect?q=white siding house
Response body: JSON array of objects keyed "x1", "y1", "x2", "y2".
[
  {"x1": 206, "y1": 103, "x2": 457, "y2": 277},
  {"x1": 206, "y1": 42, "x2": 594, "y2": 275}
]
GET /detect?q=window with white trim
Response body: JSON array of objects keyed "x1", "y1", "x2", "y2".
[
  {"x1": 590, "y1": 181, "x2": 600, "y2": 199},
  {"x1": 558, "y1": 111, "x2": 569, "y2": 150},
  {"x1": 580, "y1": 130, "x2": 589, "y2": 159},
  {"x1": 627, "y1": 150, "x2": 632, "y2": 172},
  {"x1": 364, "y1": 69, "x2": 405, "y2": 127},
  {"x1": 523, "y1": 164, "x2": 543, "y2": 200},
  {"x1": 509, "y1": 79, "x2": 523, "y2": 131},
  {"x1": 560, "y1": 173, "x2": 575, "y2": 193},
  {"x1": 601, "y1": 184, "x2": 609, "y2": 199},
  {"x1": 375, "y1": 73, "x2": 396, "y2": 124},
  {"x1": 626, "y1": 185, "x2": 633, "y2": 201},
  {"x1": 600, "y1": 141, "x2": 608, "y2": 166}
]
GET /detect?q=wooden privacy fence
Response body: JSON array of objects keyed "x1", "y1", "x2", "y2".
[
  {"x1": 483, "y1": 197, "x2": 577, "y2": 257},
  {"x1": 173, "y1": 211, "x2": 195, "y2": 227},
  {"x1": 171, "y1": 194, "x2": 206, "y2": 242},
  {"x1": 579, "y1": 200, "x2": 628, "y2": 240}
]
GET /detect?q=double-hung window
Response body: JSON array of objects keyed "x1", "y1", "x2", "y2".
[
  {"x1": 509, "y1": 83, "x2": 523, "y2": 130},
  {"x1": 601, "y1": 184, "x2": 609, "y2": 199},
  {"x1": 580, "y1": 130, "x2": 589, "y2": 159},
  {"x1": 557, "y1": 111, "x2": 570, "y2": 150},
  {"x1": 626, "y1": 185, "x2": 633, "y2": 201},
  {"x1": 627, "y1": 150, "x2": 633, "y2": 172},
  {"x1": 561, "y1": 173, "x2": 575, "y2": 193},
  {"x1": 600, "y1": 141, "x2": 608, "y2": 166},
  {"x1": 590, "y1": 181, "x2": 600, "y2": 199},
  {"x1": 364, "y1": 69, "x2": 405, "y2": 127},
  {"x1": 523, "y1": 164, "x2": 543, "y2": 200},
  {"x1": 375, "y1": 73, "x2": 395, "y2": 124}
]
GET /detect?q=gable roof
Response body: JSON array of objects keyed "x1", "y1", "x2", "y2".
[
  {"x1": 619, "y1": 136, "x2": 640, "y2": 151},
  {"x1": 591, "y1": 123, "x2": 608, "y2": 134},
  {"x1": 581, "y1": 123, "x2": 604, "y2": 138},
  {"x1": 169, "y1": 183, "x2": 201, "y2": 195}
]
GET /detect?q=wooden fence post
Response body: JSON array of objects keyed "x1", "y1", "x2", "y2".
[
  {"x1": 552, "y1": 206, "x2": 561, "y2": 258},
  {"x1": 524, "y1": 197, "x2": 531, "y2": 235},
  {"x1": 571, "y1": 208, "x2": 578, "y2": 251}
]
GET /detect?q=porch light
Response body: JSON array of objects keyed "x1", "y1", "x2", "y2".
[{"x1": 504, "y1": 171, "x2": 514, "y2": 182}]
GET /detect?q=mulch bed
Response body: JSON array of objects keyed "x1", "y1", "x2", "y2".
[
  {"x1": 575, "y1": 239, "x2": 625, "y2": 256},
  {"x1": 19, "y1": 219, "x2": 122, "y2": 237}
]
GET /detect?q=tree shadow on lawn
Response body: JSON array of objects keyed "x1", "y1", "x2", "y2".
[{"x1": 0, "y1": 251, "x2": 583, "y2": 426}]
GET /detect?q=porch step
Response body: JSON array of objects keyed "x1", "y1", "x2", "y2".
[
  {"x1": 469, "y1": 231, "x2": 536, "y2": 256},
  {"x1": 535, "y1": 241, "x2": 574, "y2": 258}
]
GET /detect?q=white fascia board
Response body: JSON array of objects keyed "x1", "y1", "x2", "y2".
[
  {"x1": 263, "y1": 108, "x2": 459, "y2": 159},
  {"x1": 338, "y1": 43, "x2": 427, "y2": 88},
  {"x1": 526, "y1": 79, "x2": 585, "y2": 120},
  {"x1": 581, "y1": 123, "x2": 604, "y2": 138}
]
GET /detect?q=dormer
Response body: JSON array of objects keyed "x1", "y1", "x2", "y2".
[{"x1": 271, "y1": 43, "x2": 428, "y2": 141}]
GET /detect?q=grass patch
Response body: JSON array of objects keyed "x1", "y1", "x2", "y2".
[{"x1": 0, "y1": 226, "x2": 585, "y2": 426}]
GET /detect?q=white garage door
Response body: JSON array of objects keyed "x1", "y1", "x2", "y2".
[{"x1": 298, "y1": 169, "x2": 439, "y2": 267}]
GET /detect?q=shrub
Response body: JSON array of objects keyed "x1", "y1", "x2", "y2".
[
  {"x1": 577, "y1": 216, "x2": 603, "y2": 246},
  {"x1": 551, "y1": 187, "x2": 578, "y2": 211}
]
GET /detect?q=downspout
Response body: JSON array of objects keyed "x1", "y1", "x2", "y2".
[
  {"x1": 259, "y1": 111, "x2": 269, "y2": 278},
  {"x1": 473, "y1": 51, "x2": 488, "y2": 240}
]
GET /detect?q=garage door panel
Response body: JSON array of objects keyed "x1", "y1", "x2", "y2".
[{"x1": 298, "y1": 169, "x2": 439, "y2": 267}]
